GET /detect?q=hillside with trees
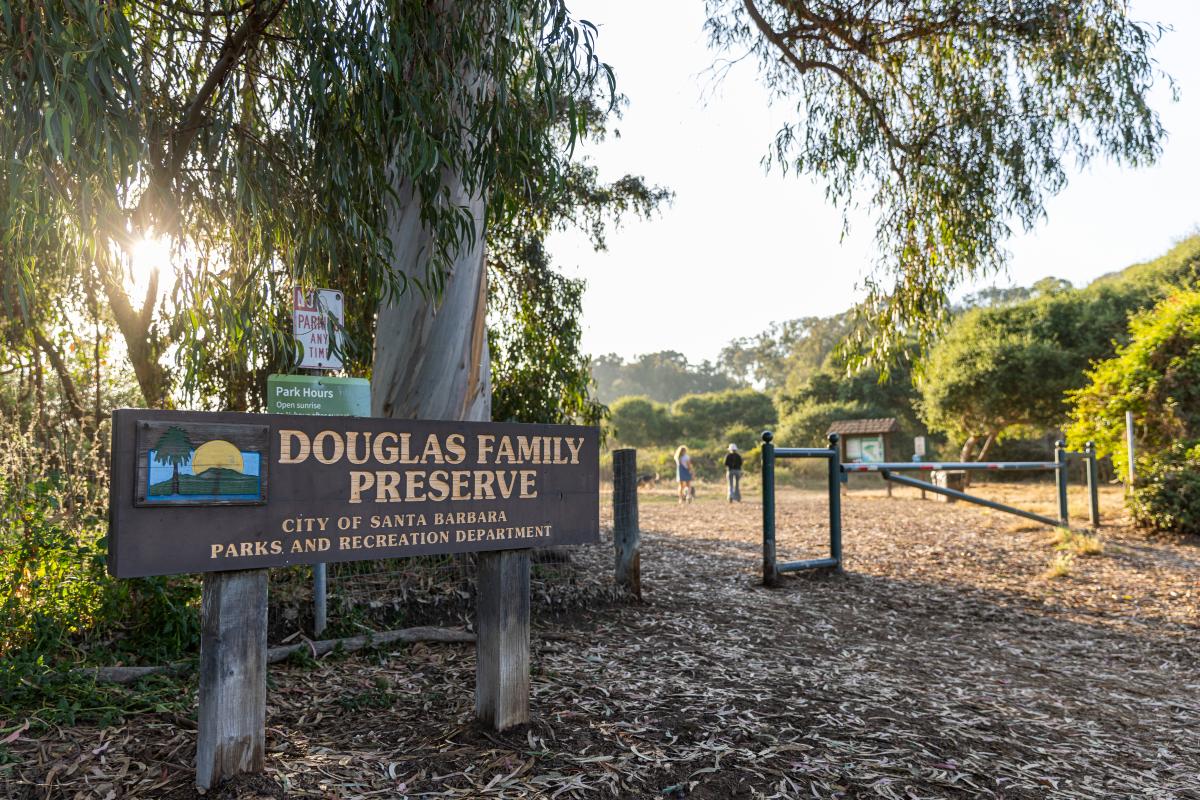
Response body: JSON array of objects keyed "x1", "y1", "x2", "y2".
[
  {"x1": 590, "y1": 351, "x2": 736, "y2": 404},
  {"x1": 602, "y1": 235, "x2": 1200, "y2": 481}
]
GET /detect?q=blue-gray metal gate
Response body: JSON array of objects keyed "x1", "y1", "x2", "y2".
[{"x1": 760, "y1": 432, "x2": 1101, "y2": 586}]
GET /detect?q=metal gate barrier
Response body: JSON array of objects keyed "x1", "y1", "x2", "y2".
[
  {"x1": 760, "y1": 431, "x2": 842, "y2": 585},
  {"x1": 760, "y1": 432, "x2": 1101, "y2": 586}
]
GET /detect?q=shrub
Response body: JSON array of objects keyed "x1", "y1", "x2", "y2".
[
  {"x1": 1067, "y1": 290, "x2": 1200, "y2": 478},
  {"x1": 720, "y1": 423, "x2": 758, "y2": 453},
  {"x1": 1129, "y1": 442, "x2": 1200, "y2": 535},
  {"x1": 0, "y1": 476, "x2": 109, "y2": 658},
  {"x1": 672, "y1": 389, "x2": 776, "y2": 442},
  {"x1": 776, "y1": 399, "x2": 872, "y2": 449},
  {"x1": 610, "y1": 396, "x2": 677, "y2": 447},
  {"x1": 0, "y1": 419, "x2": 203, "y2": 723}
]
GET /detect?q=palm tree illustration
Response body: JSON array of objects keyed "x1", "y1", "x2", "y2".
[{"x1": 153, "y1": 426, "x2": 195, "y2": 495}]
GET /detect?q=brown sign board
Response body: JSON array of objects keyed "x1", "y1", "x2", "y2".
[{"x1": 109, "y1": 409, "x2": 600, "y2": 578}]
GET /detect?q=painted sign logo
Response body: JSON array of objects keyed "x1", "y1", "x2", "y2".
[{"x1": 135, "y1": 421, "x2": 269, "y2": 506}]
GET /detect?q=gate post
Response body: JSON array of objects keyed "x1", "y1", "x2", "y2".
[
  {"x1": 828, "y1": 433, "x2": 843, "y2": 572},
  {"x1": 1085, "y1": 441, "x2": 1100, "y2": 528},
  {"x1": 612, "y1": 448, "x2": 641, "y2": 599},
  {"x1": 1054, "y1": 440, "x2": 1069, "y2": 526},
  {"x1": 761, "y1": 431, "x2": 778, "y2": 586}
]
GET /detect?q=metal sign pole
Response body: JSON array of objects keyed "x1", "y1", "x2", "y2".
[
  {"x1": 1085, "y1": 442, "x2": 1101, "y2": 528},
  {"x1": 1125, "y1": 410, "x2": 1136, "y2": 491}
]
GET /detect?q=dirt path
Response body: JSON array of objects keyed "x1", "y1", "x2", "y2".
[{"x1": 5, "y1": 486, "x2": 1198, "y2": 798}]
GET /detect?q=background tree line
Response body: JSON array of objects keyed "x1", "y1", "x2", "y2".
[{"x1": 603, "y1": 235, "x2": 1200, "y2": 522}]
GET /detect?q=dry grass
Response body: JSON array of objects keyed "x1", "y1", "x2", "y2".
[
  {"x1": 1043, "y1": 551, "x2": 1075, "y2": 579},
  {"x1": 5, "y1": 479, "x2": 1198, "y2": 799},
  {"x1": 1051, "y1": 527, "x2": 1105, "y2": 557}
]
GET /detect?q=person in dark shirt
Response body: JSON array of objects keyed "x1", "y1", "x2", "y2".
[{"x1": 724, "y1": 444, "x2": 743, "y2": 502}]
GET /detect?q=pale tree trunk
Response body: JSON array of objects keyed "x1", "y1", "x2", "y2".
[
  {"x1": 371, "y1": 175, "x2": 490, "y2": 422},
  {"x1": 959, "y1": 434, "x2": 978, "y2": 487},
  {"x1": 371, "y1": 171, "x2": 530, "y2": 730}
]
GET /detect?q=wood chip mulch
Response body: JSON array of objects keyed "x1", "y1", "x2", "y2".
[{"x1": 3, "y1": 484, "x2": 1198, "y2": 799}]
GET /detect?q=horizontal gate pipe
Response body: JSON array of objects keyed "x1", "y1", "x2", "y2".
[
  {"x1": 774, "y1": 447, "x2": 837, "y2": 459},
  {"x1": 779, "y1": 557, "x2": 839, "y2": 572},
  {"x1": 842, "y1": 461, "x2": 1062, "y2": 473},
  {"x1": 880, "y1": 470, "x2": 1065, "y2": 528}
]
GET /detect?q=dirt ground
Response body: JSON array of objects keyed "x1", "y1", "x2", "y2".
[{"x1": 4, "y1": 479, "x2": 1198, "y2": 799}]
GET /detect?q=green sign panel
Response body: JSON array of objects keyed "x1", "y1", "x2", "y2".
[{"x1": 266, "y1": 374, "x2": 370, "y2": 417}]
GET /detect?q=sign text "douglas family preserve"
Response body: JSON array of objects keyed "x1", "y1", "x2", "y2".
[{"x1": 277, "y1": 429, "x2": 587, "y2": 505}]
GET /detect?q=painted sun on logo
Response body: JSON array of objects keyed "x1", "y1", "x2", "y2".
[{"x1": 144, "y1": 425, "x2": 264, "y2": 504}]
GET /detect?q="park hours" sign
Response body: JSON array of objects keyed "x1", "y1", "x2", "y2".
[{"x1": 108, "y1": 409, "x2": 599, "y2": 577}]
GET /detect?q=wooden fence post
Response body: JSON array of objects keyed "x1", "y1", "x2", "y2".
[
  {"x1": 475, "y1": 549, "x2": 530, "y2": 730},
  {"x1": 196, "y1": 568, "x2": 268, "y2": 790},
  {"x1": 612, "y1": 448, "x2": 641, "y2": 599}
]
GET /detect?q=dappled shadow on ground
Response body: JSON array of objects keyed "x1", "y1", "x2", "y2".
[{"x1": 5, "y1": 488, "x2": 1197, "y2": 798}]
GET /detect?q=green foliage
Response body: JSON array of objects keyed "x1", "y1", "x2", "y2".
[
  {"x1": 489, "y1": 262, "x2": 606, "y2": 426},
  {"x1": 718, "y1": 313, "x2": 853, "y2": 390},
  {"x1": 591, "y1": 352, "x2": 738, "y2": 405},
  {"x1": 672, "y1": 389, "x2": 776, "y2": 442},
  {"x1": 0, "y1": 419, "x2": 201, "y2": 723},
  {"x1": 1, "y1": 0, "x2": 615, "y2": 408},
  {"x1": 776, "y1": 400, "x2": 871, "y2": 450},
  {"x1": 720, "y1": 424, "x2": 758, "y2": 453},
  {"x1": 776, "y1": 357, "x2": 923, "y2": 453},
  {"x1": 922, "y1": 241, "x2": 1200, "y2": 458},
  {"x1": 0, "y1": 477, "x2": 108, "y2": 658},
  {"x1": 609, "y1": 389, "x2": 775, "y2": 449},
  {"x1": 610, "y1": 396, "x2": 678, "y2": 448},
  {"x1": 1067, "y1": 289, "x2": 1200, "y2": 479},
  {"x1": 706, "y1": 0, "x2": 1170, "y2": 364},
  {"x1": 1129, "y1": 442, "x2": 1200, "y2": 536},
  {"x1": 488, "y1": 97, "x2": 669, "y2": 426},
  {"x1": 919, "y1": 309, "x2": 1077, "y2": 455}
]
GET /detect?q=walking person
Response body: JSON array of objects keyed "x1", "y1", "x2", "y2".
[
  {"x1": 724, "y1": 443, "x2": 743, "y2": 502},
  {"x1": 674, "y1": 445, "x2": 695, "y2": 504}
]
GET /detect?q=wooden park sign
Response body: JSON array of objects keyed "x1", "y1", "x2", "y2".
[
  {"x1": 108, "y1": 409, "x2": 599, "y2": 788},
  {"x1": 110, "y1": 409, "x2": 598, "y2": 576}
]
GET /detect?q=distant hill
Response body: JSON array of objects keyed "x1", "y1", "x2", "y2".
[
  {"x1": 149, "y1": 467, "x2": 259, "y2": 497},
  {"x1": 590, "y1": 351, "x2": 738, "y2": 405},
  {"x1": 1087, "y1": 234, "x2": 1200, "y2": 295}
]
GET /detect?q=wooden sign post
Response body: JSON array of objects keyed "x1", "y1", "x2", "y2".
[
  {"x1": 475, "y1": 549, "x2": 531, "y2": 728},
  {"x1": 108, "y1": 410, "x2": 599, "y2": 788},
  {"x1": 196, "y1": 570, "x2": 268, "y2": 789}
]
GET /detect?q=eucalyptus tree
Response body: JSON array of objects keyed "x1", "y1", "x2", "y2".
[
  {"x1": 706, "y1": 0, "x2": 1171, "y2": 365},
  {"x1": 1, "y1": 0, "x2": 610, "y2": 414}
]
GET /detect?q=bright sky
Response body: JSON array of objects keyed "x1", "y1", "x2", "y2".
[{"x1": 547, "y1": 1, "x2": 1200, "y2": 365}]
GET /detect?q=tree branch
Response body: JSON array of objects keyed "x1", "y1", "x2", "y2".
[
  {"x1": 742, "y1": 0, "x2": 911, "y2": 165},
  {"x1": 30, "y1": 327, "x2": 87, "y2": 425},
  {"x1": 136, "y1": 0, "x2": 287, "y2": 228}
]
